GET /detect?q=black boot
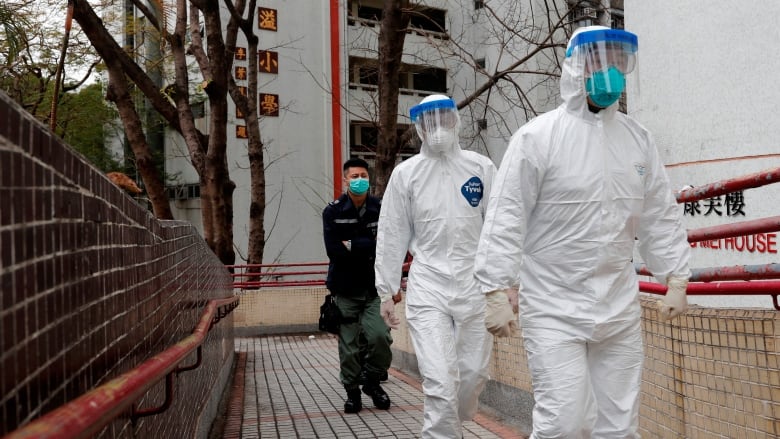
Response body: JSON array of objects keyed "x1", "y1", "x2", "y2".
[
  {"x1": 362, "y1": 382, "x2": 391, "y2": 410},
  {"x1": 344, "y1": 388, "x2": 362, "y2": 414},
  {"x1": 359, "y1": 368, "x2": 388, "y2": 384}
]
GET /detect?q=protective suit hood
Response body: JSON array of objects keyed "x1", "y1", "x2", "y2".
[
  {"x1": 561, "y1": 25, "x2": 619, "y2": 120},
  {"x1": 410, "y1": 94, "x2": 462, "y2": 157}
]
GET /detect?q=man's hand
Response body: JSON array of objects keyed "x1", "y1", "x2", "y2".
[
  {"x1": 485, "y1": 290, "x2": 518, "y2": 337},
  {"x1": 658, "y1": 276, "x2": 688, "y2": 320},
  {"x1": 392, "y1": 290, "x2": 403, "y2": 304},
  {"x1": 380, "y1": 299, "x2": 400, "y2": 329}
]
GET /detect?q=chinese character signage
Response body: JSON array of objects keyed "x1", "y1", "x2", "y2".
[
  {"x1": 258, "y1": 7, "x2": 277, "y2": 31},
  {"x1": 235, "y1": 66, "x2": 247, "y2": 81},
  {"x1": 235, "y1": 47, "x2": 247, "y2": 60},
  {"x1": 259, "y1": 93, "x2": 279, "y2": 117},
  {"x1": 683, "y1": 191, "x2": 746, "y2": 217},
  {"x1": 259, "y1": 50, "x2": 279, "y2": 74},
  {"x1": 238, "y1": 86, "x2": 247, "y2": 97},
  {"x1": 236, "y1": 125, "x2": 248, "y2": 139}
]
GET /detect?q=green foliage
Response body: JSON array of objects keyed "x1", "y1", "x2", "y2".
[
  {"x1": 0, "y1": 2, "x2": 29, "y2": 63},
  {"x1": 58, "y1": 83, "x2": 122, "y2": 172}
]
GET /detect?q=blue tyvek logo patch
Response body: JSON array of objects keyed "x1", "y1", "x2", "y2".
[{"x1": 461, "y1": 176, "x2": 484, "y2": 207}]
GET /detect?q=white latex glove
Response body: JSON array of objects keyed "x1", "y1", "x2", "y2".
[
  {"x1": 506, "y1": 286, "x2": 519, "y2": 314},
  {"x1": 485, "y1": 290, "x2": 518, "y2": 337},
  {"x1": 658, "y1": 275, "x2": 688, "y2": 320},
  {"x1": 380, "y1": 298, "x2": 400, "y2": 329}
]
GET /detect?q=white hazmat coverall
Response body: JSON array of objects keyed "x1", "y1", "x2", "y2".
[
  {"x1": 375, "y1": 95, "x2": 496, "y2": 439},
  {"x1": 474, "y1": 28, "x2": 691, "y2": 437}
]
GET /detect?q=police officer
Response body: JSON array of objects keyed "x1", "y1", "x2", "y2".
[{"x1": 323, "y1": 157, "x2": 392, "y2": 413}]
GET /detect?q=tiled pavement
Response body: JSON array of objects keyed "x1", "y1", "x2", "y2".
[{"x1": 222, "y1": 335, "x2": 526, "y2": 439}]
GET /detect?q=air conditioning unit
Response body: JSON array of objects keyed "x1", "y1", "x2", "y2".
[{"x1": 582, "y1": 7, "x2": 598, "y2": 19}]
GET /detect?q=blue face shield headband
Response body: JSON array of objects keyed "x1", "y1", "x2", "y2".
[
  {"x1": 566, "y1": 29, "x2": 638, "y2": 108},
  {"x1": 409, "y1": 97, "x2": 457, "y2": 123},
  {"x1": 565, "y1": 29, "x2": 638, "y2": 60}
]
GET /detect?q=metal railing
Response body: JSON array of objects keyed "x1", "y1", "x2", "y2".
[
  {"x1": 3, "y1": 296, "x2": 239, "y2": 439},
  {"x1": 228, "y1": 262, "x2": 328, "y2": 289},
  {"x1": 639, "y1": 166, "x2": 780, "y2": 310}
]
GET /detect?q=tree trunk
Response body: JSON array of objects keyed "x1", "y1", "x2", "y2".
[
  {"x1": 224, "y1": 0, "x2": 266, "y2": 266},
  {"x1": 373, "y1": 0, "x2": 410, "y2": 197},
  {"x1": 201, "y1": 0, "x2": 236, "y2": 265},
  {"x1": 105, "y1": 68, "x2": 174, "y2": 220}
]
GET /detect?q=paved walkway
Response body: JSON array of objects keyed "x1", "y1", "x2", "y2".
[{"x1": 222, "y1": 335, "x2": 526, "y2": 439}]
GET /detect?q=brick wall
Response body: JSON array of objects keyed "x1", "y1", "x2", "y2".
[
  {"x1": 0, "y1": 91, "x2": 235, "y2": 437},
  {"x1": 240, "y1": 287, "x2": 779, "y2": 436},
  {"x1": 417, "y1": 297, "x2": 780, "y2": 437}
]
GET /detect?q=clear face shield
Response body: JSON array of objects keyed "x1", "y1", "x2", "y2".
[
  {"x1": 566, "y1": 29, "x2": 638, "y2": 108},
  {"x1": 409, "y1": 97, "x2": 460, "y2": 152}
]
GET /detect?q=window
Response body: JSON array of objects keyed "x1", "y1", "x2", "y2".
[
  {"x1": 349, "y1": 57, "x2": 447, "y2": 94},
  {"x1": 347, "y1": 1, "x2": 382, "y2": 26},
  {"x1": 349, "y1": 122, "x2": 418, "y2": 159},
  {"x1": 475, "y1": 1, "x2": 485, "y2": 9},
  {"x1": 476, "y1": 58, "x2": 486, "y2": 69},
  {"x1": 166, "y1": 183, "x2": 201, "y2": 200},
  {"x1": 357, "y1": 5, "x2": 382, "y2": 21},
  {"x1": 610, "y1": 9, "x2": 625, "y2": 30},
  {"x1": 412, "y1": 67, "x2": 447, "y2": 93},
  {"x1": 409, "y1": 7, "x2": 446, "y2": 34}
]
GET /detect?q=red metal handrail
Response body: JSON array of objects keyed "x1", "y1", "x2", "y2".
[
  {"x1": 231, "y1": 270, "x2": 328, "y2": 278},
  {"x1": 639, "y1": 281, "x2": 780, "y2": 310},
  {"x1": 3, "y1": 296, "x2": 239, "y2": 439},
  {"x1": 676, "y1": 166, "x2": 780, "y2": 203},
  {"x1": 233, "y1": 280, "x2": 326, "y2": 288},
  {"x1": 686, "y1": 216, "x2": 780, "y2": 243},
  {"x1": 641, "y1": 166, "x2": 780, "y2": 310},
  {"x1": 229, "y1": 260, "x2": 413, "y2": 290},
  {"x1": 226, "y1": 262, "x2": 328, "y2": 269},
  {"x1": 229, "y1": 262, "x2": 329, "y2": 289},
  {"x1": 636, "y1": 263, "x2": 780, "y2": 282}
]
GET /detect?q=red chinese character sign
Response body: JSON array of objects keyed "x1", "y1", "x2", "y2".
[
  {"x1": 235, "y1": 47, "x2": 247, "y2": 60},
  {"x1": 236, "y1": 125, "x2": 248, "y2": 138},
  {"x1": 259, "y1": 93, "x2": 279, "y2": 117},
  {"x1": 235, "y1": 66, "x2": 248, "y2": 80},
  {"x1": 258, "y1": 7, "x2": 277, "y2": 31},
  {"x1": 259, "y1": 50, "x2": 279, "y2": 74}
]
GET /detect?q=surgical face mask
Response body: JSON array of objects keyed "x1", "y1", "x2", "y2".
[
  {"x1": 585, "y1": 66, "x2": 625, "y2": 108},
  {"x1": 426, "y1": 128, "x2": 456, "y2": 153},
  {"x1": 349, "y1": 177, "x2": 369, "y2": 195}
]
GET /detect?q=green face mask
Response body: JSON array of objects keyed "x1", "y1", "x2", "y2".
[
  {"x1": 585, "y1": 66, "x2": 625, "y2": 108},
  {"x1": 349, "y1": 177, "x2": 369, "y2": 195}
]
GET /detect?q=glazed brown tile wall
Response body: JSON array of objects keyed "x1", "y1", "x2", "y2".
[{"x1": 0, "y1": 91, "x2": 234, "y2": 437}]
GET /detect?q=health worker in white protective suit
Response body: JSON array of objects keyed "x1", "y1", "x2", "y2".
[
  {"x1": 474, "y1": 26, "x2": 691, "y2": 437},
  {"x1": 375, "y1": 95, "x2": 496, "y2": 439}
]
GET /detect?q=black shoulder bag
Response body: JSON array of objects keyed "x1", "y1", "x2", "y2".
[{"x1": 319, "y1": 294, "x2": 342, "y2": 334}]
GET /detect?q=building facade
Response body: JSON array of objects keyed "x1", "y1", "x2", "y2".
[
  {"x1": 162, "y1": 0, "x2": 584, "y2": 266},
  {"x1": 152, "y1": 1, "x2": 776, "y2": 308}
]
